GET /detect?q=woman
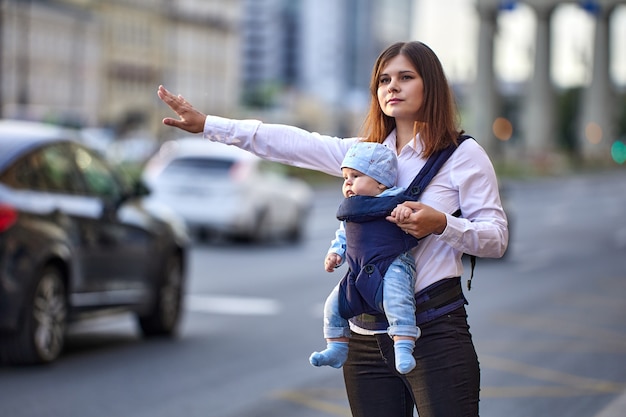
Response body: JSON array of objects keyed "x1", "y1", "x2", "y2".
[{"x1": 158, "y1": 41, "x2": 508, "y2": 417}]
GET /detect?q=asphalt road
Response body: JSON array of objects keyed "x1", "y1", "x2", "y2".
[{"x1": 1, "y1": 170, "x2": 625, "y2": 417}]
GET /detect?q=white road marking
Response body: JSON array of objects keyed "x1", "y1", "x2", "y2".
[{"x1": 186, "y1": 295, "x2": 281, "y2": 316}]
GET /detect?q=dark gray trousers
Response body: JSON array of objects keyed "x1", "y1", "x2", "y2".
[{"x1": 343, "y1": 306, "x2": 480, "y2": 417}]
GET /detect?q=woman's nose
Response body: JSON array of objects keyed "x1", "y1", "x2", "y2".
[{"x1": 388, "y1": 80, "x2": 398, "y2": 92}]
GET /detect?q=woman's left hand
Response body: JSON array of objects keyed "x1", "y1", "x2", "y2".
[{"x1": 387, "y1": 201, "x2": 447, "y2": 238}]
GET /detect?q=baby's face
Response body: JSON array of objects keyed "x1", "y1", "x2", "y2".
[{"x1": 341, "y1": 167, "x2": 386, "y2": 198}]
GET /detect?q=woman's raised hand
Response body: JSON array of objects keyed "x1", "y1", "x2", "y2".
[{"x1": 157, "y1": 85, "x2": 206, "y2": 134}]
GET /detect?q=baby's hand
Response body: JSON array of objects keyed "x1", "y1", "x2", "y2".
[
  {"x1": 324, "y1": 253, "x2": 343, "y2": 272},
  {"x1": 390, "y1": 204, "x2": 414, "y2": 222}
]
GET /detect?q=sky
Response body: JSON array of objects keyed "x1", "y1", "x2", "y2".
[{"x1": 411, "y1": 0, "x2": 626, "y2": 88}]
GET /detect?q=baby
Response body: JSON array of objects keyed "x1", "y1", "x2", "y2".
[{"x1": 310, "y1": 141, "x2": 420, "y2": 374}]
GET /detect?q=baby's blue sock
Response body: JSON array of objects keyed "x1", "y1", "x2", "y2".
[
  {"x1": 309, "y1": 341, "x2": 349, "y2": 369},
  {"x1": 394, "y1": 339, "x2": 416, "y2": 374}
]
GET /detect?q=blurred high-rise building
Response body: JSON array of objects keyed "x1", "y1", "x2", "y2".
[{"x1": 239, "y1": 0, "x2": 412, "y2": 134}]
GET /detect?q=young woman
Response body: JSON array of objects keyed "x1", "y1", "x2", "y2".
[{"x1": 157, "y1": 41, "x2": 508, "y2": 417}]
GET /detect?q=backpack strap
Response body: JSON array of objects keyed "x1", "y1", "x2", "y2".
[{"x1": 452, "y1": 208, "x2": 476, "y2": 291}]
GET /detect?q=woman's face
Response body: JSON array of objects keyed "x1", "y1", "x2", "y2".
[{"x1": 376, "y1": 54, "x2": 424, "y2": 123}]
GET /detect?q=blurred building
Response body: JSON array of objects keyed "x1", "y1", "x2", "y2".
[
  {"x1": 162, "y1": 0, "x2": 242, "y2": 133},
  {"x1": 0, "y1": 0, "x2": 241, "y2": 140},
  {"x1": 1, "y1": 1, "x2": 99, "y2": 126},
  {"x1": 240, "y1": 0, "x2": 290, "y2": 107},
  {"x1": 468, "y1": 0, "x2": 625, "y2": 163},
  {"x1": 1, "y1": 0, "x2": 623, "y2": 165},
  {"x1": 239, "y1": 0, "x2": 412, "y2": 135}
]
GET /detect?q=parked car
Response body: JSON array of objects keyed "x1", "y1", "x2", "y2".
[
  {"x1": 0, "y1": 120, "x2": 189, "y2": 365},
  {"x1": 142, "y1": 138, "x2": 314, "y2": 243}
]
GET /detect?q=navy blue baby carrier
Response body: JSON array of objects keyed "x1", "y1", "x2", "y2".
[{"x1": 336, "y1": 135, "x2": 472, "y2": 322}]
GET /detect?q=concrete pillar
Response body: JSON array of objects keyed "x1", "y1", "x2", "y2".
[
  {"x1": 523, "y1": 3, "x2": 557, "y2": 155},
  {"x1": 469, "y1": 2, "x2": 500, "y2": 156},
  {"x1": 578, "y1": 3, "x2": 616, "y2": 161}
]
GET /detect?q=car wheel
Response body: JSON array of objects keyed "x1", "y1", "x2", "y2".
[
  {"x1": 138, "y1": 254, "x2": 183, "y2": 337},
  {"x1": 285, "y1": 207, "x2": 306, "y2": 243},
  {"x1": 285, "y1": 222, "x2": 303, "y2": 243},
  {"x1": 0, "y1": 266, "x2": 67, "y2": 365},
  {"x1": 250, "y1": 208, "x2": 270, "y2": 243}
]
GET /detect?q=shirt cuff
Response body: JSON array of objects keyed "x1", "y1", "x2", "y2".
[
  {"x1": 435, "y1": 213, "x2": 464, "y2": 248},
  {"x1": 203, "y1": 115, "x2": 261, "y2": 146}
]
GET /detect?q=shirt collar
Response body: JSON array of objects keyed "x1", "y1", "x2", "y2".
[{"x1": 386, "y1": 129, "x2": 422, "y2": 156}]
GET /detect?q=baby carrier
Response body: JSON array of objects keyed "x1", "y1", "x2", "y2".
[{"x1": 336, "y1": 135, "x2": 473, "y2": 322}]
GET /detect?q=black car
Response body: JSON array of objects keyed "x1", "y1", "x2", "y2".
[{"x1": 0, "y1": 120, "x2": 189, "y2": 365}]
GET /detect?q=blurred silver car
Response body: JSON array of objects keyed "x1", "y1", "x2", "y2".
[{"x1": 142, "y1": 138, "x2": 314, "y2": 243}]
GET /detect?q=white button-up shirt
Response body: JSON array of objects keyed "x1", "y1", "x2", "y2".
[{"x1": 203, "y1": 115, "x2": 508, "y2": 293}]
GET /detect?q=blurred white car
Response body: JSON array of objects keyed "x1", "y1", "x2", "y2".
[{"x1": 142, "y1": 138, "x2": 314, "y2": 243}]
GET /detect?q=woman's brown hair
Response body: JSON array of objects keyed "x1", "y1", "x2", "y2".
[{"x1": 361, "y1": 41, "x2": 462, "y2": 158}]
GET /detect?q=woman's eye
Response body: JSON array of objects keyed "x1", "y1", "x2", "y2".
[{"x1": 379, "y1": 78, "x2": 390, "y2": 85}]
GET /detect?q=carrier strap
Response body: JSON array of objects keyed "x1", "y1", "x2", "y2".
[{"x1": 403, "y1": 134, "x2": 471, "y2": 200}]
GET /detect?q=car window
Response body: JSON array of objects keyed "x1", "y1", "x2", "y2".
[
  {"x1": 72, "y1": 145, "x2": 122, "y2": 200},
  {"x1": 162, "y1": 157, "x2": 234, "y2": 176},
  {"x1": 31, "y1": 144, "x2": 84, "y2": 194},
  {"x1": 0, "y1": 152, "x2": 48, "y2": 190}
]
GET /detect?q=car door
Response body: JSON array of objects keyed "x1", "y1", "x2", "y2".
[
  {"x1": 69, "y1": 144, "x2": 154, "y2": 307},
  {"x1": 23, "y1": 142, "x2": 105, "y2": 300}
]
